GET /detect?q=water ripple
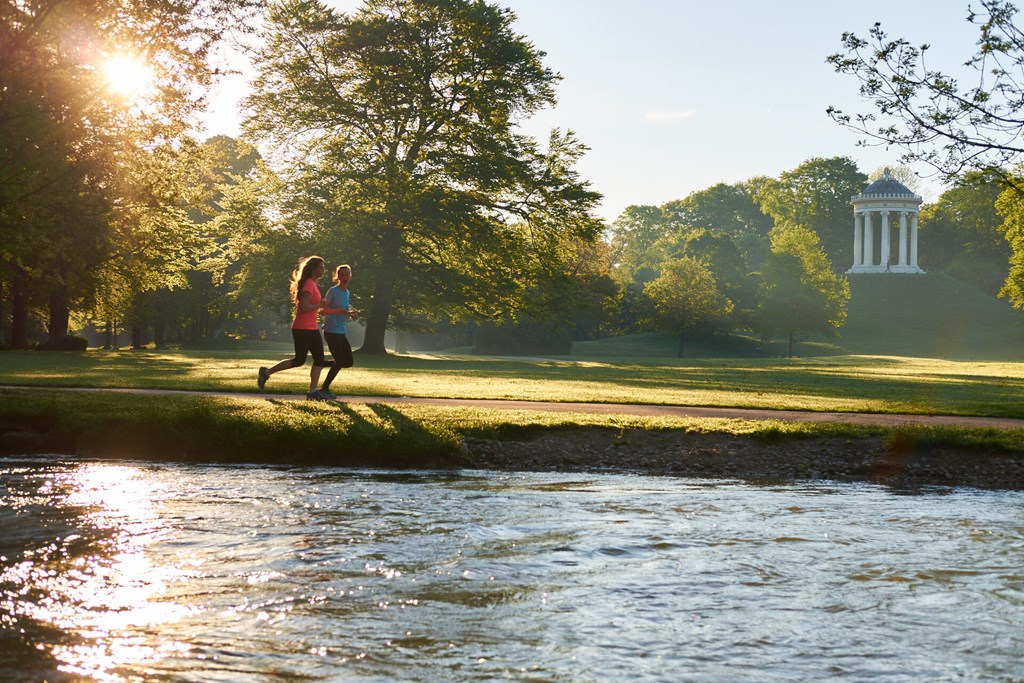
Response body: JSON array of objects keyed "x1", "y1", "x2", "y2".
[{"x1": 1, "y1": 457, "x2": 1022, "y2": 682}]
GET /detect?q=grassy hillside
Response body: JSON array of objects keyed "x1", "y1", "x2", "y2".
[
  {"x1": 841, "y1": 273, "x2": 1024, "y2": 360},
  {"x1": 572, "y1": 273, "x2": 1024, "y2": 360}
]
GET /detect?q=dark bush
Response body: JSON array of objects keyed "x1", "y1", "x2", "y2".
[{"x1": 38, "y1": 335, "x2": 88, "y2": 352}]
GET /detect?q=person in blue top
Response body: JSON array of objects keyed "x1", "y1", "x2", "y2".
[{"x1": 316, "y1": 264, "x2": 359, "y2": 399}]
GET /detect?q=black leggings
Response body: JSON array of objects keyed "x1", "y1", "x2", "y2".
[
  {"x1": 321, "y1": 333, "x2": 353, "y2": 389},
  {"x1": 290, "y1": 329, "x2": 332, "y2": 368}
]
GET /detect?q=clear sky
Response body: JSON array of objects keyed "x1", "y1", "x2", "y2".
[{"x1": 198, "y1": 0, "x2": 985, "y2": 222}]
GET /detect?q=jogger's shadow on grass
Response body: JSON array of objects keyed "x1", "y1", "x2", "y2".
[{"x1": 317, "y1": 400, "x2": 461, "y2": 469}]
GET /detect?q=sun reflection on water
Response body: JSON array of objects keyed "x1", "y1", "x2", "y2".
[{"x1": 1, "y1": 463, "x2": 193, "y2": 681}]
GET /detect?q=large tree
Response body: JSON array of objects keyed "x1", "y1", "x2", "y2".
[
  {"x1": 1, "y1": 0, "x2": 258, "y2": 347},
  {"x1": 756, "y1": 223, "x2": 850, "y2": 358},
  {"x1": 666, "y1": 228, "x2": 757, "y2": 329},
  {"x1": 245, "y1": 0, "x2": 602, "y2": 354},
  {"x1": 827, "y1": 0, "x2": 1024, "y2": 184}
]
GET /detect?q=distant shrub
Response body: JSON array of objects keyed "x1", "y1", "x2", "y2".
[{"x1": 38, "y1": 335, "x2": 88, "y2": 352}]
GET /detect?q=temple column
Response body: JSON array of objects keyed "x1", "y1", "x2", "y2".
[
  {"x1": 898, "y1": 212, "x2": 908, "y2": 266},
  {"x1": 910, "y1": 213, "x2": 920, "y2": 267},
  {"x1": 853, "y1": 213, "x2": 863, "y2": 267},
  {"x1": 881, "y1": 211, "x2": 891, "y2": 268},
  {"x1": 863, "y1": 211, "x2": 874, "y2": 267}
]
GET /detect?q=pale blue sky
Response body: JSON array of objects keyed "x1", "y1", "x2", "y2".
[{"x1": 200, "y1": 1, "x2": 984, "y2": 222}]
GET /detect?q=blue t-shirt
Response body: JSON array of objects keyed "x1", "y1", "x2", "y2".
[{"x1": 322, "y1": 286, "x2": 350, "y2": 334}]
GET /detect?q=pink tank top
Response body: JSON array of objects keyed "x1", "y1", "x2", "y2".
[{"x1": 291, "y1": 278, "x2": 321, "y2": 330}]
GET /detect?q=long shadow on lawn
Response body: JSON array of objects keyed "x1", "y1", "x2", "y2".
[{"x1": 320, "y1": 402, "x2": 460, "y2": 469}]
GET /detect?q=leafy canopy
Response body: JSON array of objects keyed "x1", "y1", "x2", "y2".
[
  {"x1": 245, "y1": 0, "x2": 602, "y2": 353},
  {"x1": 643, "y1": 256, "x2": 733, "y2": 357},
  {"x1": 756, "y1": 222, "x2": 850, "y2": 357}
]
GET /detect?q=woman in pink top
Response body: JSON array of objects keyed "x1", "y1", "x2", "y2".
[{"x1": 257, "y1": 255, "x2": 334, "y2": 400}]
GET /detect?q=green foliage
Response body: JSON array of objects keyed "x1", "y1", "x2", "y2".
[
  {"x1": 668, "y1": 229, "x2": 757, "y2": 327},
  {"x1": 643, "y1": 257, "x2": 733, "y2": 357},
  {"x1": 245, "y1": 0, "x2": 602, "y2": 355},
  {"x1": 756, "y1": 222, "x2": 850, "y2": 357},
  {"x1": 562, "y1": 238, "x2": 622, "y2": 340},
  {"x1": 996, "y1": 170, "x2": 1024, "y2": 309},
  {"x1": 609, "y1": 205, "x2": 674, "y2": 285},
  {"x1": 662, "y1": 182, "x2": 774, "y2": 270},
  {"x1": 1, "y1": 0, "x2": 260, "y2": 347},
  {"x1": 37, "y1": 335, "x2": 88, "y2": 352},
  {"x1": 920, "y1": 170, "x2": 1009, "y2": 295},
  {"x1": 754, "y1": 157, "x2": 867, "y2": 268}
]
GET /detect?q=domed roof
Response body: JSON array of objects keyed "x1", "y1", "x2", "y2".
[{"x1": 861, "y1": 169, "x2": 916, "y2": 197}]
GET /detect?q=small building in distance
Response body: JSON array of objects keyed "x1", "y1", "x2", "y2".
[{"x1": 847, "y1": 169, "x2": 925, "y2": 274}]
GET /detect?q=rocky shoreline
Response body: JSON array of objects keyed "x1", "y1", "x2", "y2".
[
  {"x1": 462, "y1": 429, "x2": 1024, "y2": 491},
  {"x1": 3, "y1": 417, "x2": 1022, "y2": 491}
]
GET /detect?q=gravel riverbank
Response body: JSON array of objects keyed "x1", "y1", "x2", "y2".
[{"x1": 462, "y1": 429, "x2": 1024, "y2": 491}]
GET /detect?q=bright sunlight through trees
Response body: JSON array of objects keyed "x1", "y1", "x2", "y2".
[{"x1": 101, "y1": 54, "x2": 155, "y2": 99}]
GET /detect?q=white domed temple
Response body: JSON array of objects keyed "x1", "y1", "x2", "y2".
[{"x1": 847, "y1": 169, "x2": 925, "y2": 274}]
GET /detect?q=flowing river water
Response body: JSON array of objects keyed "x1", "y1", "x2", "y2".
[{"x1": 1, "y1": 456, "x2": 1022, "y2": 682}]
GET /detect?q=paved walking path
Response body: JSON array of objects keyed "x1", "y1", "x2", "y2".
[{"x1": 13, "y1": 386, "x2": 1024, "y2": 430}]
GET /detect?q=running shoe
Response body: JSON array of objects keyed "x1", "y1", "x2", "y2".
[
  {"x1": 319, "y1": 389, "x2": 337, "y2": 400},
  {"x1": 306, "y1": 389, "x2": 329, "y2": 401},
  {"x1": 258, "y1": 367, "x2": 270, "y2": 390}
]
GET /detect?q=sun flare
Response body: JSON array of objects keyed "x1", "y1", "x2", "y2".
[{"x1": 101, "y1": 54, "x2": 154, "y2": 99}]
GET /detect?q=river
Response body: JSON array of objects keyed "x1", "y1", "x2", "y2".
[{"x1": 1, "y1": 456, "x2": 1022, "y2": 682}]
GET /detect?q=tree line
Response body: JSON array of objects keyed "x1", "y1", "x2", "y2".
[{"x1": 3, "y1": 0, "x2": 1024, "y2": 358}]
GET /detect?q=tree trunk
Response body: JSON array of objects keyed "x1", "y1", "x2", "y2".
[
  {"x1": 131, "y1": 325, "x2": 143, "y2": 349},
  {"x1": 153, "y1": 323, "x2": 165, "y2": 349},
  {"x1": 677, "y1": 330, "x2": 685, "y2": 358},
  {"x1": 103, "y1": 321, "x2": 113, "y2": 349},
  {"x1": 788, "y1": 330, "x2": 794, "y2": 358},
  {"x1": 11, "y1": 268, "x2": 29, "y2": 349},
  {"x1": 361, "y1": 283, "x2": 391, "y2": 355},
  {"x1": 360, "y1": 226, "x2": 401, "y2": 355},
  {"x1": 46, "y1": 287, "x2": 70, "y2": 346},
  {"x1": 0, "y1": 276, "x2": 5, "y2": 347}
]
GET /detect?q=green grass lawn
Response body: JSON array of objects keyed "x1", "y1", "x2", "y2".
[
  {"x1": 4, "y1": 344, "x2": 1024, "y2": 466},
  {"x1": 2, "y1": 347, "x2": 1024, "y2": 418}
]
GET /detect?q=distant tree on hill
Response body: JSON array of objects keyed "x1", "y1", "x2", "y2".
[
  {"x1": 643, "y1": 257, "x2": 733, "y2": 358},
  {"x1": 756, "y1": 223, "x2": 850, "y2": 358},
  {"x1": 920, "y1": 170, "x2": 1010, "y2": 295},
  {"x1": 662, "y1": 182, "x2": 774, "y2": 270},
  {"x1": 755, "y1": 157, "x2": 867, "y2": 270},
  {"x1": 662, "y1": 228, "x2": 757, "y2": 329}
]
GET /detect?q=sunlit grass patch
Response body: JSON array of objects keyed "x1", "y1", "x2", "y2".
[{"x1": 2, "y1": 349, "x2": 1024, "y2": 418}]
